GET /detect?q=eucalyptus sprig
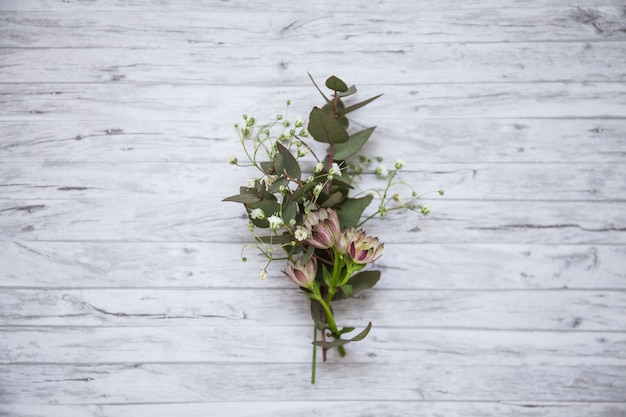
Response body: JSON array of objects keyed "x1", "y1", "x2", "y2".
[{"x1": 224, "y1": 74, "x2": 440, "y2": 383}]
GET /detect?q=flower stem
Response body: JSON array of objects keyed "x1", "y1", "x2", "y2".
[{"x1": 311, "y1": 325, "x2": 317, "y2": 384}]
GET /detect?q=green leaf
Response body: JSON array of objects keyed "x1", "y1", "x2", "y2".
[
  {"x1": 339, "y1": 326, "x2": 356, "y2": 335},
  {"x1": 276, "y1": 142, "x2": 301, "y2": 179},
  {"x1": 340, "y1": 284, "x2": 353, "y2": 298},
  {"x1": 308, "y1": 107, "x2": 349, "y2": 144},
  {"x1": 321, "y1": 191, "x2": 344, "y2": 208},
  {"x1": 256, "y1": 233, "x2": 294, "y2": 245},
  {"x1": 222, "y1": 193, "x2": 260, "y2": 204},
  {"x1": 307, "y1": 72, "x2": 330, "y2": 104},
  {"x1": 282, "y1": 200, "x2": 297, "y2": 225},
  {"x1": 337, "y1": 195, "x2": 373, "y2": 228},
  {"x1": 310, "y1": 299, "x2": 327, "y2": 331},
  {"x1": 334, "y1": 270, "x2": 381, "y2": 300},
  {"x1": 260, "y1": 161, "x2": 275, "y2": 175},
  {"x1": 337, "y1": 94, "x2": 383, "y2": 117},
  {"x1": 272, "y1": 153, "x2": 284, "y2": 176},
  {"x1": 300, "y1": 245, "x2": 315, "y2": 265},
  {"x1": 333, "y1": 126, "x2": 377, "y2": 160},
  {"x1": 337, "y1": 85, "x2": 357, "y2": 97},
  {"x1": 313, "y1": 322, "x2": 373, "y2": 348},
  {"x1": 325, "y1": 75, "x2": 349, "y2": 92},
  {"x1": 268, "y1": 176, "x2": 289, "y2": 193}
]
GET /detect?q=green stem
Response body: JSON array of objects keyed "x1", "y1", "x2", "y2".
[{"x1": 311, "y1": 325, "x2": 317, "y2": 384}]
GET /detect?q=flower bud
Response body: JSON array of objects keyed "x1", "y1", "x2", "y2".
[{"x1": 284, "y1": 258, "x2": 317, "y2": 289}]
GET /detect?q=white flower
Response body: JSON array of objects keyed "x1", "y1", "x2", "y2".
[
  {"x1": 246, "y1": 178, "x2": 256, "y2": 188},
  {"x1": 250, "y1": 208, "x2": 265, "y2": 220},
  {"x1": 329, "y1": 163, "x2": 342, "y2": 177},
  {"x1": 375, "y1": 166, "x2": 388, "y2": 177},
  {"x1": 313, "y1": 183, "x2": 324, "y2": 197},
  {"x1": 259, "y1": 269, "x2": 268, "y2": 280},
  {"x1": 266, "y1": 175, "x2": 277, "y2": 186},
  {"x1": 395, "y1": 159, "x2": 405, "y2": 170},
  {"x1": 228, "y1": 154, "x2": 238, "y2": 165},
  {"x1": 268, "y1": 214, "x2": 283, "y2": 230},
  {"x1": 297, "y1": 146, "x2": 310, "y2": 157},
  {"x1": 314, "y1": 162, "x2": 324, "y2": 173},
  {"x1": 294, "y1": 227, "x2": 309, "y2": 241}
]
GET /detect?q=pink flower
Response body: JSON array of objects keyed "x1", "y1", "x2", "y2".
[
  {"x1": 284, "y1": 258, "x2": 318, "y2": 288},
  {"x1": 346, "y1": 228, "x2": 384, "y2": 264},
  {"x1": 304, "y1": 208, "x2": 342, "y2": 250}
]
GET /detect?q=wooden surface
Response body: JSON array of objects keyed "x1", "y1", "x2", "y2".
[{"x1": 1, "y1": 0, "x2": 625, "y2": 416}]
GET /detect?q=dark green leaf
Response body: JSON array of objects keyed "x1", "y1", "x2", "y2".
[
  {"x1": 222, "y1": 193, "x2": 260, "y2": 203},
  {"x1": 268, "y1": 176, "x2": 289, "y2": 193},
  {"x1": 321, "y1": 191, "x2": 344, "y2": 208},
  {"x1": 308, "y1": 107, "x2": 349, "y2": 144},
  {"x1": 282, "y1": 200, "x2": 297, "y2": 225},
  {"x1": 340, "y1": 284, "x2": 353, "y2": 298},
  {"x1": 300, "y1": 245, "x2": 315, "y2": 265},
  {"x1": 339, "y1": 326, "x2": 356, "y2": 335},
  {"x1": 334, "y1": 270, "x2": 381, "y2": 300},
  {"x1": 337, "y1": 195, "x2": 373, "y2": 228},
  {"x1": 333, "y1": 126, "x2": 377, "y2": 160},
  {"x1": 260, "y1": 161, "x2": 275, "y2": 175},
  {"x1": 256, "y1": 233, "x2": 294, "y2": 245},
  {"x1": 337, "y1": 85, "x2": 357, "y2": 97},
  {"x1": 325, "y1": 75, "x2": 349, "y2": 93},
  {"x1": 276, "y1": 142, "x2": 301, "y2": 179},
  {"x1": 313, "y1": 322, "x2": 373, "y2": 348},
  {"x1": 307, "y1": 72, "x2": 330, "y2": 104},
  {"x1": 272, "y1": 153, "x2": 284, "y2": 176},
  {"x1": 310, "y1": 299, "x2": 327, "y2": 331},
  {"x1": 337, "y1": 94, "x2": 383, "y2": 117}
]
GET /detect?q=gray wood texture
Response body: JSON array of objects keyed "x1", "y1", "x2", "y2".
[{"x1": 1, "y1": 0, "x2": 625, "y2": 416}]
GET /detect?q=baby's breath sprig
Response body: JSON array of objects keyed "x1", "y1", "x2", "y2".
[{"x1": 223, "y1": 74, "x2": 441, "y2": 384}]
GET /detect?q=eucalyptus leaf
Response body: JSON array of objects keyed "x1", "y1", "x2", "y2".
[
  {"x1": 308, "y1": 107, "x2": 349, "y2": 144},
  {"x1": 282, "y1": 200, "x2": 297, "y2": 225},
  {"x1": 222, "y1": 193, "x2": 260, "y2": 204},
  {"x1": 325, "y1": 75, "x2": 349, "y2": 92},
  {"x1": 310, "y1": 299, "x2": 326, "y2": 331},
  {"x1": 300, "y1": 245, "x2": 315, "y2": 265},
  {"x1": 272, "y1": 153, "x2": 285, "y2": 176},
  {"x1": 337, "y1": 195, "x2": 373, "y2": 228},
  {"x1": 268, "y1": 176, "x2": 289, "y2": 193},
  {"x1": 313, "y1": 322, "x2": 373, "y2": 348},
  {"x1": 333, "y1": 126, "x2": 377, "y2": 160},
  {"x1": 260, "y1": 161, "x2": 275, "y2": 175},
  {"x1": 337, "y1": 94, "x2": 383, "y2": 117},
  {"x1": 340, "y1": 284, "x2": 353, "y2": 298},
  {"x1": 321, "y1": 191, "x2": 344, "y2": 208},
  {"x1": 334, "y1": 270, "x2": 381, "y2": 300},
  {"x1": 256, "y1": 233, "x2": 294, "y2": 245},
  {"x1": 337, "y1": 85, "x2": 357, "y2": 97},
  {"x1": 247, "y1": 201, "x2": 281, "y2": 228},
  {"x1": 276, "y1": 142, "x2": 301, "y2": 179}
]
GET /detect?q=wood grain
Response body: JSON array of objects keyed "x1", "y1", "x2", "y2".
[
  {"x1": 1, "y1": 402, "x2": 625, "y2": 417},
  {"x1": 1, "y1": 83, "x2": 624, "y2": 121},
  {"x1": 2, "y1": 326, "x2": 624, "y2": 365},
  {"x1": 2, "y1": 41, "x2": 625, "y2": 84},
  {"x1": 1, "y1": 288, "x2": 624, "y2": 330},
  {"x1": 1, "y1": 241, "x2": 624, "y2": 289},
  {"x1": 1, "y1": 0, "x2": 625, "y2": 414},
  {"x1": 1, "y1": 363, "x2": 624, "y2": 403},
  {"x1": 2, "y1": 119, "x2": 625, "y2": 163}
]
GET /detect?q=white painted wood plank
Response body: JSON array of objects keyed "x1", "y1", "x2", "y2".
[
  {"x1": 1, "y1": 6, "x2": 625, "y2": 48},
  {"x1": 1, "y1": 363, "x2": 624, "y2": 403},
  {"x1": 2, "y1": 41, "x2": 625, "y2": 84},
  {"x1": 2, "y1": 119, "x2": 624, "y2": 164},
  {"x1": 1, "y1": 288, "x2": 624, "y2": 330},
  {"x1": 2, "y1": 326, "x2": 624, "y2": 366},
  {"x1": 1, "y1": 402, "x2": 624, "y2": 417},
  {"x1": 1, "y1": 83, "x2": 624, "y2": 121},
  {"x1": 1, "y1": 199, "x2": 624, "y2": 244},
  {"x1": 1, "y1": 162, "x2": 624, "y2": 201},
  {"x1": 3, "y1": 0, "x2": 624, "y2": 13},
  {"x1": 1, "y1": 242, "x2": 623, "y2": 290}
]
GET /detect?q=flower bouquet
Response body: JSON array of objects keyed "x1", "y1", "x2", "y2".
[{"x1": 224, "y1": 74, "x2": 440, "y2": 383}]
